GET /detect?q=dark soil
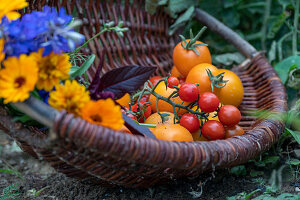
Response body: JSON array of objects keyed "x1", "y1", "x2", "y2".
[{"x1": 0, "y1": 132, "x2": 297, "y2": 200}]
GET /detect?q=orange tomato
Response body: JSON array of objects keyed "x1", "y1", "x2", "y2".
[
  {"x1": 170, "y1": 66, "x2": 183, "y2": 78},
  {"x1": 149, "y1": 76, "x2": 163, "y2": 88},
  {"x1": 186, "y1": 63, "x2": 219, "y2": 94},
  {"x1": 214, "y1": 69, "x2": 244, "y2": 107},
  {"x1": 145, "y1": 112, "x2": 175, "y2": 132},
  {"x1": 145, "y1": 112, "x2": 175, "y2": 125},
  {"x1": 225, "y1": 125, "x2": 244, "y2": 138},
  {"x1": 149, "y1": 81, "x2": 188, "y2": 115},
  {"x1": 173, "y1": 39, "x2": 211, "y2": 77},
  {"x1": 152, "y1": 124, "x2": 193, "y2": 142},
  {"x1": 116, "y1": 93, "x2": 131, "y2": 107},
  {"x1": 191, "y1": 129, "x2": 208, "y2": 141}
]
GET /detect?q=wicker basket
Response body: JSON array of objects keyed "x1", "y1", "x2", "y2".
[{"x1": 0, "y1": 0, "x2": 287, "y2": 188}]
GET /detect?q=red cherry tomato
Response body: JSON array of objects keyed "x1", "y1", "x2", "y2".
[
  {"x1": 122, "y1": 107, "x2": 137, "y2": 120},
  {"x1": 132, "y1": 101, "x2": 152, "y2": 122},
  {"x1": 140, "y1": 94, "x2": 150, "y2": 102},
  {"x1": 198, "y1": 92, "x2": 219, "y2": 113},
  {"x1": 178, "y1": 83, "x2": 199, "y2": 102},
  {"x1": 179, "y1": 78, "x2": 186, "y2": 84},
  {"x1": 179, "y1": 113, "x2": 200, "y2": 133},
  {"x1": 202, "y1": 120, "x2": 225, "y2": 140},
  {"x1": 149, "y1": 76, "x2": 163, "y2": 88},
  {"x1": 167, "y1": 76, "x2": 179, "y2": 89},
  {"x1": 218, "y1": 105, "x2": 241, "y2": 127}
]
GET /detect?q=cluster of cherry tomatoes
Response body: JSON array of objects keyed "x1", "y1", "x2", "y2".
[{"x1": 117, "y1": 29, "x2": 245, "y2": 142}]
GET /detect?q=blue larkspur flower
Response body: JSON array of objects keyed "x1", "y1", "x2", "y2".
[
  {"x1": 38, "y1": 89, "x2": 50, "y2": 105},
  {"x1": 1, "y1": 6, "x2": 85, "y2": 57}
]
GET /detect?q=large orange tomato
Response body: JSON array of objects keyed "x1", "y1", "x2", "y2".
[
  {"x1": 185, "y1": 63, "x2": 219, "y2": 94},
  {"x1": 214, "y1": 69, "x2": 244, "y2": 107},
  {"x1": 173, "y1": 40, "x2": 211, "y2": 77},
  {"x1": 149, "y1": 81, "x2": 188, "y2": 115},
  {"x1": 152, "y1": 124, "x2": 193, "y2": 142}
]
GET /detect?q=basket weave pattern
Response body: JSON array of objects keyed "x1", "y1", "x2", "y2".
[{"x1": 0, "y1": 0, "x2": 287, "y2": 188}]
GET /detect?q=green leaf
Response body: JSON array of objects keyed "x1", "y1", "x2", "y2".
[
  {"x1": 169, "y1": 6, "x2": 195, "y2": 35},
  {"x1": 263, "y1": 156, "x2": 280, "y2": 165},
  {"x1": 13, "y1": 115, "x2": 34, "y2": 123},
  {"x1": 145, "y1": 0, "x2": 168, "y2": 15},
  {"x1": 286, "y1": 158, "x2": 300, "y2": 166},
  {"x1": 286, "y1": 128, "x2": 300, "y2": 145},
  {"x1": 69, "y1": 54, "x2": 95, "y2": 79},
  {"x1": 213, "y1": 52, "x2": 245, "y2": 66},
  {"x1": 230, "y1": 165, "x2": 247, "y2": 176},
  {"x1": 267, "y1": 13, "x2": 289, "y2": 39},
  {"x1": 250, "y1": 170, "x2": 264, "y2": 177},
  {"x1": 164, "y1": 0, "x2": 198, "y2": 18},
  {"x1": 274, "y1": 56, "x2": 300, "y2": 84}
]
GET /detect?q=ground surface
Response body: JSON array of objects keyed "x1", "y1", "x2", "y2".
[{"x1": 0, "y1": 132, "x2": 297, "y2": 200}]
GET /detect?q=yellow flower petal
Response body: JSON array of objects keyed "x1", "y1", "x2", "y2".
[
  {"x1": 0, "y1": 54, "x2": 38, "y2": 103},
  {"x1": 81, "y1": 99, "x2": 124, "y2": 130},
  {"x1": 49, "y1": 80, "x2": 90, "y2": 116}
]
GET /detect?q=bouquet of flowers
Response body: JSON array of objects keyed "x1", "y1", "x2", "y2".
[{"x1": 0, "y1": 0, "x2": 156, "y2": 135}]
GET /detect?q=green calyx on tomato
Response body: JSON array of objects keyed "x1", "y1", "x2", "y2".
[
  {"x1": 206, "y1": 69, "x2": 229, "y2": 92},
  {"x1": 179, "y1": 27, "x2": 208, "y2": 56}
]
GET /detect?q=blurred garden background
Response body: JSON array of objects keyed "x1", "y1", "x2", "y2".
[{"x1": 0, "y1": 0, "x2": 300, "y2": 199}]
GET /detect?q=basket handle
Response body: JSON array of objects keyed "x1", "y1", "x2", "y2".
[{"x1": 195, "y1": 8, "x2": 258, "y2": 58}]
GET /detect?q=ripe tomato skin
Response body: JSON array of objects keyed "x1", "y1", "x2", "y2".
[
  {"x1": 225, "y1": 125, "x2": 244, "y2": 138},
  {"x1": 180, "y1": 113, "x2": 200, "y2": 133},
  {"x1": 171, "y1": 66, "x2": 183, "y2": 78},
  {"x1": 152, "y1": 124, "x2": 193, "y2": 142},
  {"x1": 179, "y1": 78, "x2": 186, "y2": 84},
  {"x1": 132, "y1": 101, "x2": 152, "y2": 122},
  {"x1": 145, "y1": 112, "x2": 174, "y2": 132},
  {"x1": 173, "y1": 39, "x2": 211, "y2": 77},
  {"x1": 178, "y1": 83, "x2": 199, "y2": 102},
  {"x1": 218, "y1": 105, "x2": 241, "y2": 127},
  {"x1": 202, "y1": 120, "x2": 225, "y2": 140},
  {"x1": 149, "y1": 81, "x2": 188, "y2": 115},
  {"x1": 149, "y1": 76, "x2": 163, "y2": 88},
  {"x1": 116, "y1": 93, "x2": 131, "y2": 107},
  {"x1": 199, "y1": 92, "x2": 219, "y2": 113},
  {"x1": 186, "y1": 63, "x2": 219, "y2": 94},
  {"x1": 167, "y1": 76, "x2": 179, "y2": 89},
  {"x1": 191, "y1": 129, "x2": 208, "y2": 141},
  {"x1": 139, "y1": 94, "x2": 150, "y2": 102},
  {"x1": 214, "y1": 69, "x2": 244, "y2": 107},
  {"x1": 122, "y1": 107, "x2": 137, "y2": 120}
]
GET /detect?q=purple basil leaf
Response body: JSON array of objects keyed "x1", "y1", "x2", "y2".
[
  {"x1": 91, "y1": 91, "x2": 115, "y2": 100},
  {"x1": 122, "y1": 113, "x2": 156, "y2": 139},
  {"x1": 98, "y1": 65, "x2": 157, "y2": 99},
  {"x1": 88, "y1": 52, "x2": 104, "y2": 95}
]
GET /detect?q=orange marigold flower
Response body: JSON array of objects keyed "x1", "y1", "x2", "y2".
[
  {"x1": 0, "y1": 0, "x2": 28, "y2": 21},
  {"x1": 0, "y1": 54, "x2": 38, "y2": 103},
  {"x1": 32, "y1": 49, "x2": 71, "y2": 91},
  {"x1": 0, "y1": 39, "x2": 5, "y2": 62},
  {"x1": 49, "y1": 80, "x2": 90, "y2": 116},
  {"x1": 81, "y1": 99, "x2": 124, "y2": 130}
]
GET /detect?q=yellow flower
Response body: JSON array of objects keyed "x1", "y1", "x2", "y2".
[
  {"x1": 81, "y1": 99, "x2": 124, "y2": 130},
  {"x1": 0, "y1": 39, "x2": 5, "y2": 62},
  {"x1": 0, "y1": 54, "x2": 38, "y2": 103},
  {"x1": 0, "y1": 0, "x2": 28, "y2": 21},
  {"x1": 32, "y1": 49, "x2": 71, "y2": 91},
  {"x1": 49, "y1": 80, "x2": 90, "y2": 116}
]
